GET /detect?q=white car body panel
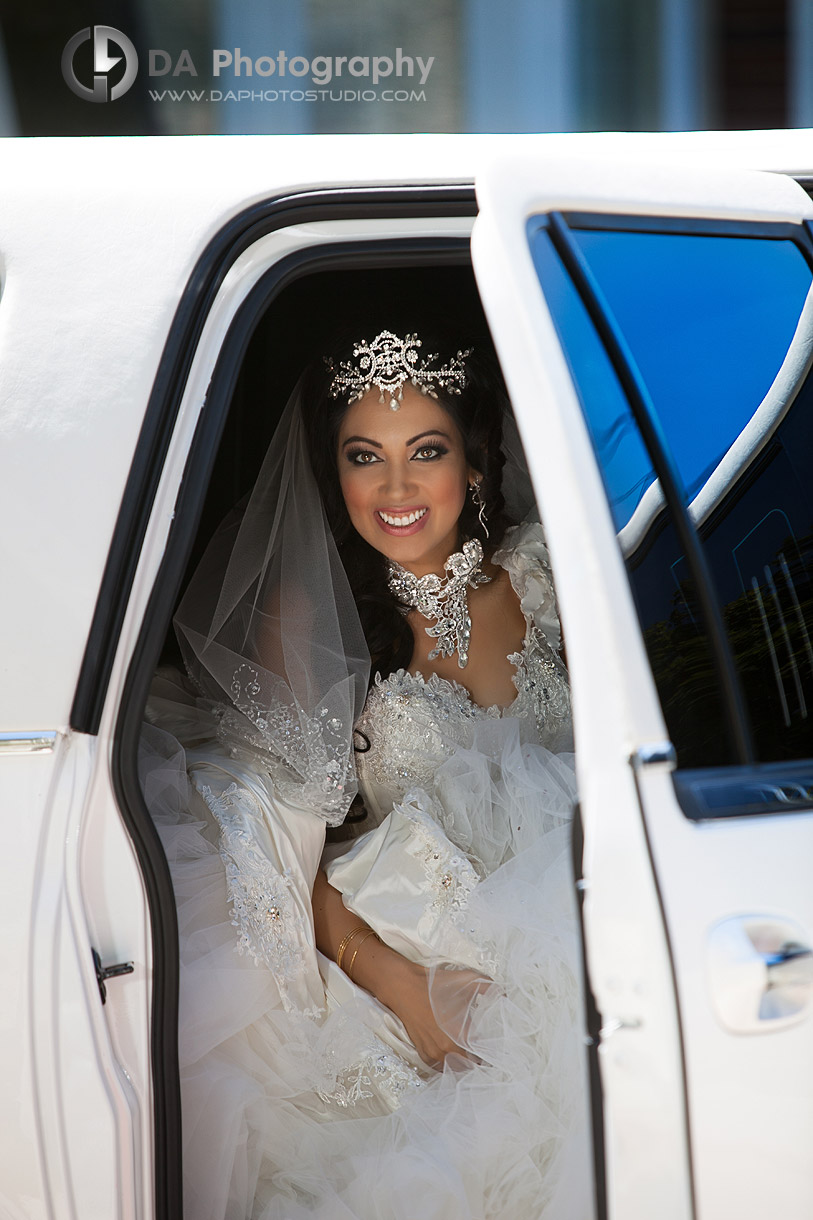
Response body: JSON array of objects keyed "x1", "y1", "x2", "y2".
[{"x1": 1, "y1": 130, "x2": 812, "y2": 1219}]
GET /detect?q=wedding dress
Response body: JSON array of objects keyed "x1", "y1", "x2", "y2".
[{"x1": 142, "y1": 515, "x2": 592, "y2": 1220}]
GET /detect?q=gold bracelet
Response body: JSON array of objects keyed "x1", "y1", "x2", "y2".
[
  {"x1": 336, "y1": 926, "x2": 368, "y2": 974},
  {"x1": 347, "y1": 930, "x2": 379, "y2": 982}
]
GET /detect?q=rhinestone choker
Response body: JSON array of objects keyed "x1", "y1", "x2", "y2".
[{"x1": 387, "y1": 538, "x2": 491, "y2": 668}]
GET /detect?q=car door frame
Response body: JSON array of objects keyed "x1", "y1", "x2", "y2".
[
  {"x1": 76, "y1": 185, "x2": 487, "y2": 1220},
  {"x1": 471, "y1": 154, "x2": 813, "y2": 1220}
]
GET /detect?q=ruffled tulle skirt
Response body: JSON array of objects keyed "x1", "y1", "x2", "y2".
[{"x1": 140, "y1": 708, "x2": 593, "y2": 1220}]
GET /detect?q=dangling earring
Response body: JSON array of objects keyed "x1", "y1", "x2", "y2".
[{"x1": 469, "y1": 479, "x2": 489, "y2": 539}]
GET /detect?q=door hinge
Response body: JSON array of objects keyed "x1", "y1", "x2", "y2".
[{"x1": 92, "y1": 947, "x2": 134, "y2": 1004}]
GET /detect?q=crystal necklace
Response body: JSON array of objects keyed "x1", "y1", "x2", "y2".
[{"x1": 386, "y1": 538, "x2": 491, "y2": 668}]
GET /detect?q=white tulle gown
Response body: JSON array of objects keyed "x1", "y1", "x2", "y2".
[{"x1": 141, "y1": 522, "x2": 593, "y2": 1220}]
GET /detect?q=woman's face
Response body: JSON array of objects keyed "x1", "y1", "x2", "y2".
[{"x1": 336, "y1": 384, "x2": 479, "y2": 576}]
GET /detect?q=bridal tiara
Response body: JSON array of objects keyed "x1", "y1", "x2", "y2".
[{"x1": 326, "y1": 330, "x2": 472, "y2": 410}]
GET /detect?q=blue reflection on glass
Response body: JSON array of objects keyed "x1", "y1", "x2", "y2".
[
  {"x1": 571, "y1": 229, "x2": 812, "y2": 502},
  {"x1": 529, "y1": 228, "x2": 656, "y2": 531}
]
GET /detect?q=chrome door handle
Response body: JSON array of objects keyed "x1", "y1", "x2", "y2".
[
  {"x1": 708, "y1": 916, "x2": 813, "y2": 1033},
  {"x1": 765, "y1": 944, "x2": 813, "y2": 987}
]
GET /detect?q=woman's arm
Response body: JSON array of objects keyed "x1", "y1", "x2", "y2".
[{"x1": 312, "y1": 867, "x2": 475, "y2": 1067}]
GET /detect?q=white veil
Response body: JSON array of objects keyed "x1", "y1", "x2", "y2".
[{"x1": 174, "y1": 382, "x2": 370, "y2": 825}]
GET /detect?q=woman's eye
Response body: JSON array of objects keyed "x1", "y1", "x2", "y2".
[
  {"x1": 348, "y1": 449, "x2": 379, "y2": 465},
  {"x1": 413, "y1": 445, "x2": 447, "y2": 461}
]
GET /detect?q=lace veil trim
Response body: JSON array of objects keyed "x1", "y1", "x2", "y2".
[{"x1": 174, "y1": 384, "x2": 371, "y2": 826}]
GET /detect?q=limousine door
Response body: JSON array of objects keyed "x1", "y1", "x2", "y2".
[{"x1": 471, "y1": 158, "x2": 813, "y2": 1220}]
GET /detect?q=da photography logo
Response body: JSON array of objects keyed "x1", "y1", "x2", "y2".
[{"x1": 62, "y1": 26, "x2": 138, "y2": 102}]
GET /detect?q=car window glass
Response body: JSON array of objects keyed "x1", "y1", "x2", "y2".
[
  {"x1": 530, "y1": 228, "x2": 730, "y2": 766},
  {"x1": 572, "y1": 230, "x2": 811, "y2": 503},
  {"x1": 530, "y1": 221, "x2": 813, "y2": 768}
]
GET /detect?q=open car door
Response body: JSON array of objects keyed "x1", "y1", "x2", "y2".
[{"x1": 471, "y1": 158, "x2": 813, "y2": 1220}]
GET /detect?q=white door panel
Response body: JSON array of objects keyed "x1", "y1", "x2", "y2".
[
  {"x1": 0, "y1": 742, "x2": 60, "y2": 1216},
  {"x1": 471, "y1": 155, "x2": 813, "y2": 1220},
  {"x1": 0, "y1": 734, "x2": 144, "y2": 1220},
  {"x1": 636, "y1": 767, "x2": 813, "y2": 1218}
]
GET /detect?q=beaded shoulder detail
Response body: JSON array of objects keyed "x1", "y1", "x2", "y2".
[
  {"x1": 493, "y1": 521, "x2": 572, "y2": 752},
  {"x1": 492, "y1": 520, "x2": 563, "y2": 654}
]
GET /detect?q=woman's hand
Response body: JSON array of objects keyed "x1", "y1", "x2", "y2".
[
  {"x1": 312, "y1": 868, "x2": 490, "y2": 1068},
  {"x1": 373, "y1": 953, "x2": 490, "y2": 1068}
]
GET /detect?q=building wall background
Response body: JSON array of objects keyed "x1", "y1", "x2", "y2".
[{"x1": 0, "y1": 0, "x2": 807, "y2": 136}]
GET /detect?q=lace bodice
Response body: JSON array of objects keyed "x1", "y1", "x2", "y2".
[
  {"x1": 193, "y1": 520, "x2": 571, "y2": 831},
  {"x1": 354, "y1": 521, "x2": 572, "y2": 823}
]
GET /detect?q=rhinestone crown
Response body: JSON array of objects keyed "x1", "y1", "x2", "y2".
[{"x1": 327, "y1": 330, "x2": 472, "y2": 410}]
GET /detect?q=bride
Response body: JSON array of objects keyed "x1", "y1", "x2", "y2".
[{"x1": 141, "y1": 326, "x2": 592, "y2": 1219}]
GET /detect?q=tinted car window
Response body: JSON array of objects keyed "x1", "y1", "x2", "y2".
[
  {"x1": 572, "y1": 230, "x2": 811, "y2": 503},
  {"x1": 530, "y1": 220, "x2": 813, "y2": 768}
]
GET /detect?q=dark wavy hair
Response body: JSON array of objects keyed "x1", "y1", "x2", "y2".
[{"x1": 301, "y1": 326, "x2": 514, "y2": 683}]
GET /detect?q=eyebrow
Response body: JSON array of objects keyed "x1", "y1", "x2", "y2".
[{"x1": 341, "y1": 429, "x2": 452, "y2": 448}]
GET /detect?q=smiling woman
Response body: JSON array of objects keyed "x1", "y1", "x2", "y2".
[
  {"x1": 337, "y1": 386, "x2": 475, "y2": 571},
  {"x1": 141, "y1": 320, "x2": 588, "y2": 1219}
]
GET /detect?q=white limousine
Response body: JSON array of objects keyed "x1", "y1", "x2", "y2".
[{"x1": 1, "y1": 130, "x2": 812, "y2": 1220}]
